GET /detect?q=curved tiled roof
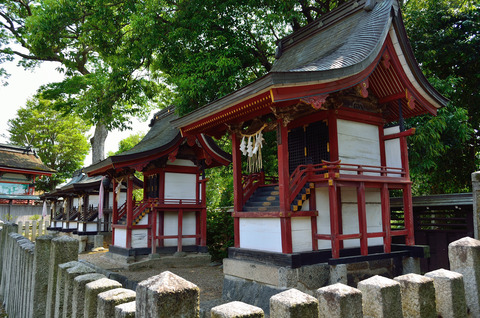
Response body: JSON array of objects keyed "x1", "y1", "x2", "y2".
[
  {"x1": 85, "y1": 105, "x2": 231, "y2": 175},
  {"x1": 0, "y1": 144, "x2": 55, "y2": 175},
  {"x1": 172, "y1": 0, "x2": 447, "y2": 131},
  {"x1": 271, "y1": 0, "x2": 391, "y2": 76}
]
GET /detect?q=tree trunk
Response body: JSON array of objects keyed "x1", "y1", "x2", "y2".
[{"x1": 90, "y1": 123, "x2": 108, "y2": 164}]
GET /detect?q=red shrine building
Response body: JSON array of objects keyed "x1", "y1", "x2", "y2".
[
  {"x1": 85, "y1": 106, "x2": 230, "y2": 258},
  {"x1": 173, "y1": 0, "x2": 447, "y2": 275},
  {"x1": 44, "y1": 169, "x2": 141, "y2": 236},
  {"x1": 0, "y1": 144, "x2": 55, "y2": 205}
]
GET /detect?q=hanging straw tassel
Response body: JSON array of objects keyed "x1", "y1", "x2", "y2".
[
  {"x1": 240, "y1": 136, "x2": 247, "y2": 155},
  {"x1": 247, "y1": 136, "x2": 254, "y2": 157}
]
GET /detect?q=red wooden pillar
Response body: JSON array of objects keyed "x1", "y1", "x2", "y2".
[
  {"x1": 231, "y1": 133, "x2": 242, "y2": 248},
  {"x1": 327, "y1": 110, "x2": 339, "y2": 161},
  {"x1": 151, "y1": 207, "x2": 157, "y2": 254},
  {"x1": 158, "y1": 211, "x2": 164, "y2": 248},
  {"x1": 403, "y1": 183, "x2": 415, "y2": 245},
  {"x1": 178, "y1": 209, "x2": 183, "y2": 252},
  {"x1": 277, "y1": 121, "x2": 293, "y2": 253},
  {"x1": 200, "y1": 179, "x2": 207, "y2": 246},
  {"x1": 357, "y1": 182, "x2": 368, "y2": 256},
  {"x1": 111, "y1": 179, "x2": 118, "y2": 246},
  {"x1": 126, "y1": 175, "x2": 134, "y2": 249},
  {"x1": 399, "y1": 135, "x2": 415, "y2": 245},
  {"x1": 328, "y1": 181, "x2": 341, "y2": 258},
  {"x1": 310, "y1": 188, "x2": 318, "y2": 251},
  {"x1": 381, "y1": 183, "x2": 391, "y2": 253}
]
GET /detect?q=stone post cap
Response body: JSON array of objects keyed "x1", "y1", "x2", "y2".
[
  {"x1": 270, "y1": 288, "x2": 318, "y2": 306},
  {"x1": 394, "y1": 273, "x2": 433, "y2": 284},
  {"x1": 316, "y1": 283, "x2": 362, "y2": 296},
  {"x1": 449, "y1": 237, "x2": 480, "y2": 247},
  {"x1": 425, "y1": 268, "x2": 463, "y2": 280},
  {"x1": 86, "y1": 277, "x2": 122, "y2": 290},
  {"x1": 52, "y1": 235, "x2": 78, "y2": 243},
  {"x1": 211, "y1": 301, "x2": 264, "y2": 317},
  {"x1": 74, "y1": 273, "x2": 106, "y2": 284},
  {"x1": 98, "y1": 288, "x2": 136, "y2": 302},
  {"x1": 136, "y1": 270, "x2": 199, "y2": 293},
  {"x1": 358, "y1": 275, "x2": 400, "y2": 288},
  {"x1": 471, "y1": 171, "x2": 480, "y2": 181}
]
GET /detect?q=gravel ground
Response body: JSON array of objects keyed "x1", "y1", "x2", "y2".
[{"x1": 78, "y1": 250, "x2": 224, "y2": 302}]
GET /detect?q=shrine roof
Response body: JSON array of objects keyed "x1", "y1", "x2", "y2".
[
  {"x1": 0, "y1": 144, "x2": 55, "y2": 176},
  {"x1": 172, "y1": 0, "x2": 448, "y2": 133},
  {"x1": 85, "y1": 106, "x2": 231, "y2": 176}
]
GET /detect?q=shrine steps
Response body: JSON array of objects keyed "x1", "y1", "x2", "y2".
[{"x1": 243, "y1": 185, "x2": 280, "y2": 212}]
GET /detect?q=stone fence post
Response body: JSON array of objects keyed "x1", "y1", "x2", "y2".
[
  {"x1": 424, "y1": 268, "x2": 467, "y2": 318},
  {"x1": 315, "y1": 283, "x2": 362, "y2": 318},
  {"x1": 31, "y1": 235, "x2": 54, "y2": 318},
  {"x1": 45, "y1": 236, "x2": 79, "y2": 318},
  {"x1": 270, "y1": 288, "x2": 318, "y2": 318},
  {"x1": 211, "y1": 301, "x2": 264, "y2": 318},
  {"x1": 394, "y1": 273, "x2": 436, "y2": 318},
  {"x1": 449, "y1": 236, "x2": 480, "y2": 317},
  {"x1": 135, "y1": 271, "x2": 200, "y2": 317},
  {"x1": 472, "y1": 172, "x2": 480, "y2": 239},
  {"x1": 357, "y1": 275, "x2": 402, "y2": 318}
]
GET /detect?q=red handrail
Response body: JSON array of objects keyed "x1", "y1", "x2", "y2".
[{"x1": 242, "y1": 172, "x2": 278, "y2": 203}]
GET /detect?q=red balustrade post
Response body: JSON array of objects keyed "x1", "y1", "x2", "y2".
[
  {"x1": 381, "y1": 183, "x2": 391, "y2": 253},
  {"x1": 126, "y1": 175, "x2": 134, "y2": 249},
  {"x1": 357, "y1": 182, "x2": 368, "y2": 256},
  {"x1": 111, "y1": 178, "x2": 118, "y2": 246},
  {"x1": 177, "y1": 209, "x2": 183, "y2": 252}
]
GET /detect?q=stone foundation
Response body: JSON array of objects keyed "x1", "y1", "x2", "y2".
[{"x1": 223, "y1": 248, "x2": 422, "y2": 314}]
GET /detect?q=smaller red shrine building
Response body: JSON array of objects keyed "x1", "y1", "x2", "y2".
[
  {"x1": 85, "y1": 106, "x2": 231, "y2": 258},
  {"x1": 173, "y1": 0, "x2": 448, "y2": 268},
  {"x1": 0, "y1": 144, "x2": 55, "y2": 205},
  {"x1": 44, "y1": 169, "x2": 141, "y2": 235}
]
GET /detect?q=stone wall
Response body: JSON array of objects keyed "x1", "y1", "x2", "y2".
[{"x1": 1, "y1": 222, "x2": 479, "y2": 317}]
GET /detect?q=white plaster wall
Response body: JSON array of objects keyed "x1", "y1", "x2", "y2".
[
  {"x1": 239, "y1": 218, "x2": 282, "y2": 253},
  {"x1": 337, "y1": 119, "x2": 381, "y2": 173},
  {"x1": 384, "y1": 126, "x2": 403, "y2": 177},
  {"x1": 69, "y1": 221, "x2": 77, "y2": 229},
  {"x1": 89, "y1": 195, "x2": 99, "y2": 207},
  {"x1": 72, "y1": 197, "x2": 79, "y2": 208},
  {"x1": 118, "y1": 192, "x2": 127, "y2": 206},
  {"x1": 167, "y1": 159, "x2": 196, "y2": 167},
  {"x1": 86, "y1": 222, "x2": 98, "y2": 232},
  {"x1": 115, "y1": 228, "x2": 127, "y2": 248},
  {"x1": 161, "y1": 211, "x2": 197, "y2": 247},
  {"x1": 292, "y1": 217, "x2": 313, "y2": 252},
  {"x1": 131, "y1": 229, "x2": 149, "y2": 248},
  {"x1": 315, "y1": 188, "x2": 333, "y2": 250},
  {"x1": 341, "y1": 188, "x2": 383, "y2": 248},
  {"x1": 164, "y1": 173, "x2": 196, "y2": 201}
]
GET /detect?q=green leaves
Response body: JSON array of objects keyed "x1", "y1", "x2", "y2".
[
  {"x1": 7, "y1": 96, "x2": 91, "y2": 191},
  {"x1": 404, "y1": 0, "x2": 479, "y2": 194}
]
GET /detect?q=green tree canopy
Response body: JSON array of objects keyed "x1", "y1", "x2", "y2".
[
  {"x1": 107, "y1": 132, "x2": 146, "y2": 157},
  {"x1": 128, "y1": 0, "x2": 348, "y2": 115},
  {"x1": 403, "y1": 0, "x2": 479, "y2": 194},
  {"x1": 0, "y1": 0, "x2": 162, "y2": 163},
  {"x1": 7, "y1": 96, "x2": 91, "y2": 191}
]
